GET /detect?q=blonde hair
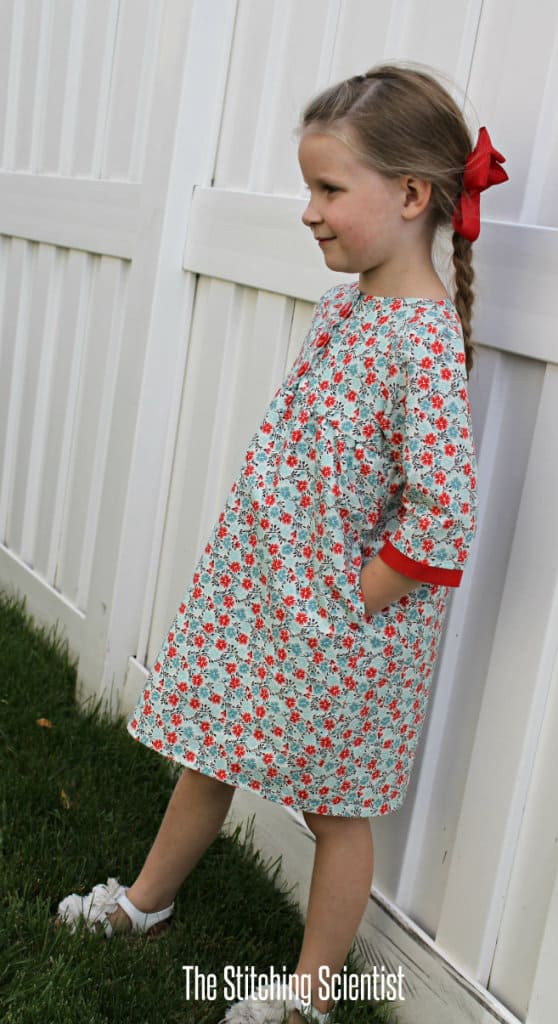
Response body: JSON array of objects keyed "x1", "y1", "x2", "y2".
[{"x1": 301, "y1": 65, "x2": 475, "y2": 374}]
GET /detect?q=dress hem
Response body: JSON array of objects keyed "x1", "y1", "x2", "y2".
[{"x1": 127, "y1": 720, "x2": 407, "y2": 820}]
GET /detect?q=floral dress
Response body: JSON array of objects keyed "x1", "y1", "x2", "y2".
[{"x1": 129, "y1": 282, "x2": 477, "y2": 816}]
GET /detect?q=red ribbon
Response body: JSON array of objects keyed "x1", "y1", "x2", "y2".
[{"x1": 452, "y1": 127, "x2": 508, "y2": 242}]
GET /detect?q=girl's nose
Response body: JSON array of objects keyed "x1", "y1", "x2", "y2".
[{"x1": 301, "y1": 197, "x2": 322, "y2": 227}]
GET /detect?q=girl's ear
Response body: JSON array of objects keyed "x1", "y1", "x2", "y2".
[{"x1": 401, "y1": 176, "x2": 432, "y2": 220}]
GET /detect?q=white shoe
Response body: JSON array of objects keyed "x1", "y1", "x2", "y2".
[
  {"x1": 56, "y1": 877, "x2": 174, "y2": 937},
  {"x1": 221, "y1": 983, "x2": 336, "y2": 1023}
]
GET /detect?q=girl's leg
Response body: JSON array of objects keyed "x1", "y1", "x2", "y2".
[
  {"x1": 110, "y1": 767, "x2": 235, "y2": 926},
  {"x1": 291, "y1": 812, "x2": 374, "y2": 1018}
]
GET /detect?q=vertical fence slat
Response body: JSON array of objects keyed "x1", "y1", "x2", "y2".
[
  {"x1": 467, "y1": 0, "x2": 558, "y2": 224},
  {"x1": 436, "y1": 364, "x2": 558, "y2": 983},
  {"x1": 102, "y1": 0, "x2": 163, "y2": 181},
  {"x1": 1, "y1": 240, "x2": 34, "y2": 549},
  {"x1": 45, "y1": 249, "x2": 90, "y2": 586},
  {"x1": 1, "y1": 0, "x2": 23, "y2": 170},
  {"x1": 526, "y1": 864, "x2": 558, "y2": 1024},
  {"x1": 70, "y1": 0, "x2": 119, "y2": 177},
  {"x1": 489, "y1": 653, "x2": 558, "y2": 1018},
  {"x1": 54, "y1": 256, "x2": 126, "y2": 608},
  {"x1": 20, "y1": 243, "x2": 60, "y2": 567},
  {"x1": 39, "y1": 0, "x2": 74, "y2": 174},
  {"x1": 389, "y1": 350, "x2": 544, "y2": 924}
]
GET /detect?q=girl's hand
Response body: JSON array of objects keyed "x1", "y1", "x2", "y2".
[{"x1": 359, "y1": 555, "x2": 423, "y2": 616}]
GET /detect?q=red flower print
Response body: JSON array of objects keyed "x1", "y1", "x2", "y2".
[{"x1": 128, "y1": 282, "x2": 477, "y2": 820}]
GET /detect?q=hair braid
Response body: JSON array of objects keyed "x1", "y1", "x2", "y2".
[{"x1": 451, "y1": 232, "x2": 475, "y2": 375}]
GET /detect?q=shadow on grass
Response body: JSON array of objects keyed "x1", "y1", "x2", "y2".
[{"x1": 0, "y1": 590, "x2": 395, "y2": 1024}]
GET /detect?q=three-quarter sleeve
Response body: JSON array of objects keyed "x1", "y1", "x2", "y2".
[{"x1": 377, "y1": 311, "x2": 477, "y2": 587}]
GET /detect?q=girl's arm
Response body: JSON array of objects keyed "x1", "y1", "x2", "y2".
[{"x1": 359, "y1": 555, "x2": 423, "y2": 616}]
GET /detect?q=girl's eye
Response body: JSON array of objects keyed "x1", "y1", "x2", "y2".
[{"x1": 302, "y1": 182, "x2": 340, "y2": 196}]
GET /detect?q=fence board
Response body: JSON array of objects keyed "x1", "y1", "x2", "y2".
[
  {"x1": 0, "y1": 239, "x2": 32, "y2": 548},
  {"x1": 392, "y1": 349, "x2": 544, "y2": 926},
  {"x1": 71, "y1": 0, "x2": 119, "y2": 177},
  {"x1": 102, "y1": 0, "x2": 163, "y2": 180},
  {"x1": 490, "y1": 654, "x2": 558, "y2": 1017},
  {"x1": 467, "y1": 0, "x2": 558, "y2": 225},
  {"x1": 437, "y1": 363, "x2": 558, "y2": 983},
  {"x1": 0, "y1": 173, "x2": 142, "y2": 256},
  {"x1": 183, "y1": 188, "x2": 558, "y2": 365},
  {"x1": 526, "y1": 865, "x2": 558, "y2": 1024},
  {"x1": 55, "y1": 255, "x2": 127, "y2": 608}
]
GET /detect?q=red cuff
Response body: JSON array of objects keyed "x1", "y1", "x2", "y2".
[{"x1": 378, "y1": 541, "x2": 463, "y2": 587}]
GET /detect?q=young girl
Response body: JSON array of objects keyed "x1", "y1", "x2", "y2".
[{"x1": 58, "y1": 65, "x2": 507, "y2": 1023}]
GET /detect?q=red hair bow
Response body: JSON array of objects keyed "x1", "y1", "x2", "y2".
[{"x1": 452, "y1": 127, "x2": 508, "y2": 242}]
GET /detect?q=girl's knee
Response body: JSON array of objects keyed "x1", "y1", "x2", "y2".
[
  {"x1": 303, "y1": 810, "x2": 346, "y2": 837},
  {"x1": 303, "y1": 810, "x2": 372, "y2": 839},
  {"x1": 180, "y1": 766, "x2": 235, "y2": 794},
  {"x1": 303, "y1": 810, "x2": 329, "y2": 836}
]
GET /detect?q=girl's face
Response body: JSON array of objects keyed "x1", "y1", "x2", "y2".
[{"x1": 298, "y1": 127, "x2": 415, "y2": 295}]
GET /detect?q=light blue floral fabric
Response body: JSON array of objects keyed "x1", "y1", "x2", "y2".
[{"x1": 129, "y1": 283, "x2": 477, "y2": 816}]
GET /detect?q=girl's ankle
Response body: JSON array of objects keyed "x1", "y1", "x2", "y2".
[{"x1": 126, "y1": 885, "x2": 173, "y2": 914}]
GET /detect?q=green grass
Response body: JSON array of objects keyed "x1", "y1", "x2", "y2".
[{"x1": 0, "y1": 590, "x2": 394, "y2": 1024}]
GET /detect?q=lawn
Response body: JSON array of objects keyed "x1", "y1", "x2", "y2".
[{"x1": 0, "y1": 590, "x2": 393, "y2": 1024}]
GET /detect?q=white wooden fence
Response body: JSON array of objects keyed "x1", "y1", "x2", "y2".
[{"x1": 1, "y1": 2, "x2": 557, "y2": 1023}]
